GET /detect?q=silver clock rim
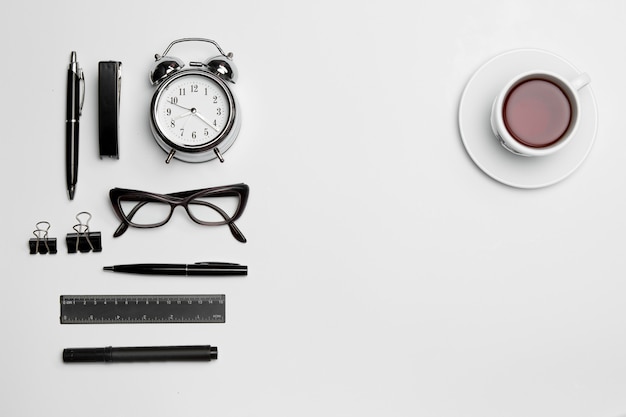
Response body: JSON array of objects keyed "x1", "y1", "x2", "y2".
[{"x1": 150, "y1": 69, "x2": 237, "y2": 157}]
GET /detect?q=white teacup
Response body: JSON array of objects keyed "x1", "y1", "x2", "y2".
[{"x1": 491, "y1": 70, "x2": 590, "y2": 157}]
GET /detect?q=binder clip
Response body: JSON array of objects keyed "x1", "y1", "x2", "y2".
[
  {"x1": 29, "y1": 221, "x2": 57, "y2": 254},
  {"x1": 66, "y1": 212, "x2": 102, "y2": 253}
]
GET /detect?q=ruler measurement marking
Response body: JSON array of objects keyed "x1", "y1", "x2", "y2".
[{"x1": 60, "y1": 294, "x2": 225, "y2": 324}]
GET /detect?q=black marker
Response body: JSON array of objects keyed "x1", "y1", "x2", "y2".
[{"x1": 63, "y1": 345, "x2": 218, "y2": 363}]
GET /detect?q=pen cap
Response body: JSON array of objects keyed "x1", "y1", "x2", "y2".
[{"x1": 111, "y1": 345, "x2": 218, "y2": 362}]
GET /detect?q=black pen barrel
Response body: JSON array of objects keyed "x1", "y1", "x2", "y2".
[
  {"x1": 66, "y1": 68, "x2": 80, "y2": 119},
  {"x1": 187, "y1": 264, "x2": 247, "y2": 276},
  {"x1": 63, "y1": 345, "x2": 218, "y2": 362},
  {"x1": 65, "y1": 118, "x2": 79, "y2": 186},
  {"x1": 110, "y1": 264, "x2": 188, "y2": 275},
  {"x1": 66, "y1": 58, "x2": 80, "y2": 200}
]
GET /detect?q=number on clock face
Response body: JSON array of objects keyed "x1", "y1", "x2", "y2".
[{"x1": 155, "y1": 73, "x2": 230, "y2": 147}]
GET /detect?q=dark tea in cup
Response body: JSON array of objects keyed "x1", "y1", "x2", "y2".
[{"x1": 503, "y1": 79, "x2": 572, "y2": 148}]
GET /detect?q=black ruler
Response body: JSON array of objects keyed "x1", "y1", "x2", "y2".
[{"x1": 60, "y1": 294, "x2": 225, "y2": 324}]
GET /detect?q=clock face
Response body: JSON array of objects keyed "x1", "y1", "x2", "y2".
[{"x1": 153, "y1": 72, "x2": 232, "y2": 149}]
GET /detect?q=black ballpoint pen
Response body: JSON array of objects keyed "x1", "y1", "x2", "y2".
[
  {"x1": 103, "y1": 262, "x2": 247, "y2": 276},
  {"x1": 66, "y1": 51, "x2": 83, "y2": 200}
]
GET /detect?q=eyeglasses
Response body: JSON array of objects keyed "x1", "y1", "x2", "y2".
[{"x1": 109, "y1": 183, "x2": 249, "y2": 242}]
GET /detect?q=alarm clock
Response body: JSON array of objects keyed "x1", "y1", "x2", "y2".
[{"x1": 149, "y1": 38, "x2": 241, "y2": 163}]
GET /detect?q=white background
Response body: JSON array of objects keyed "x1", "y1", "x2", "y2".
[{"x1": 2, "y1": 1, "x2": 625, "y2": 416}]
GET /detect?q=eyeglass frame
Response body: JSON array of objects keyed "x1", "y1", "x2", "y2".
[{"x1": 109, "y1": 183, "x2": 249, "y2": 242}]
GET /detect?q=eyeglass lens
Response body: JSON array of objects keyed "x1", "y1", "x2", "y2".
[{"x1": 119, "y1": 194, "x2": 241, "y2": 226}]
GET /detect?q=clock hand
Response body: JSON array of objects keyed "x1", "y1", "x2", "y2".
[
  {"x1": 180, "y1": 112, "x2": 193, "y2": 131},
  {"x1": 169, "y1": 101, "x2": 193, "y2": 111},
  {"x1": 173, "y1": 111, "x2": 193, "y2": 120},
  {"x1": 193, "y1": 112, "x2": 220, "y2": 132}
]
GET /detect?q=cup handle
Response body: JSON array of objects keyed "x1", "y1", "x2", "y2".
[{"x1": 571, "y1": 72, "x2": 591, "y2": 90}]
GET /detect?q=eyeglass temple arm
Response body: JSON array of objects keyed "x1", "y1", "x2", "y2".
[
  {"x1": 191, "y1": 200, "x2": 247, "y2": 243},
  {"x1": 113, "y1": 201, "x2": 149, "y2": 237},
  {"x1": 228, "y1": 222, "x2": 246, "y2": 243}
]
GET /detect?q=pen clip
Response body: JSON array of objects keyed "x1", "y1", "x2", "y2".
[
  {"x1": 78, "y1": 68, "x2": 85, "y2": 116},
  {"x1": 194, "y1": 262, "x2": 240, "y2": 266}
]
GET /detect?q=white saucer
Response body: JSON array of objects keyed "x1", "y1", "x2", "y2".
[{"x1": 458, "y1": 49, "x2": 598, "y2": 189}]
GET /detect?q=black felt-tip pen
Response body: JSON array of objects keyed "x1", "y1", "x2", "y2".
[
  {"x1": 103, "y1": 262, "x2": 247, "y2": 276},
  {"x1": 63, "y1": 345, "x2": 218, "y2": 363}
]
